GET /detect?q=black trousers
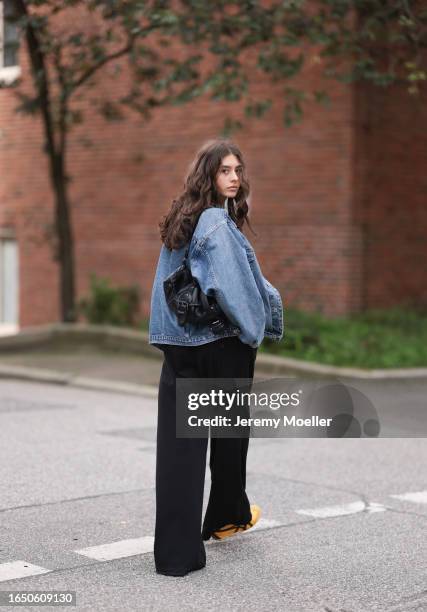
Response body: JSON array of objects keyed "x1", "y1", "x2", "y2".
[{"x1": 154, "y1": 335, "x2": 257, "y2": 576}]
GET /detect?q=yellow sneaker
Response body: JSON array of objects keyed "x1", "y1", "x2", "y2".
[{"x1": 212, "y1": 505, "x2": 261, "y2": 540}]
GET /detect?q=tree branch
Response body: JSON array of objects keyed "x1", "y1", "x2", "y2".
[{"x1": 71, "y1": 33, "x2": 138, "y2": 92}]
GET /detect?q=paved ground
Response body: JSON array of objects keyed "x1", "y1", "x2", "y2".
[
  {"x1": 0, "y1": 349, "x2": 426, "y2": 611},
  {"x1": 0, "y1": 345, "x2": 164, "y2": 387}
]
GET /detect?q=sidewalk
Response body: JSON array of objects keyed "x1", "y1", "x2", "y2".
[
  {"x1": 0, "y1": 324, "x2": 426, "y2": 398},
  {"x1": 0, "y1": 342, "x2": 287, "y2": 398},
  {"x1": 0, "y1": 345, "x2": 162, "y2": 396}
]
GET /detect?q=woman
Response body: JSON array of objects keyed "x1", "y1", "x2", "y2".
[{"x1": 149, "y1": 138, "x2": 283, "y2": 577}]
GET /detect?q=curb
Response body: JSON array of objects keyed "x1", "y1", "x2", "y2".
[
  {"x1": 254, "y1": 352, "x2": 427, "y2": 379},
  {"x1": 0, "y1": 322, "x2": 426, "y2": 382},
  {"x1": 0, "y1": 322, "x2": 161, "y2": 359},
  {"x1": 0, "y1": 362, "x2": 158, "y2": 399}
]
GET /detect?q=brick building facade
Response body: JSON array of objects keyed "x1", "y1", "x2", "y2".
[{"x1": 0, "y1": 4, "x2": 426, "y2": 333}]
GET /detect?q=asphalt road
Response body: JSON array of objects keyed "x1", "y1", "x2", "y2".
[{"x1": 0, "y1": 378, "x2": 426, "y2": 611}]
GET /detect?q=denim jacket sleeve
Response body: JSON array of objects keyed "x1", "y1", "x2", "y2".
[{"x1": 190, "y1": 220, "x2": 282, "y2": 348}]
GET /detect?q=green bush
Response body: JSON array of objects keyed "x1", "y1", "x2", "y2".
[
  {"x1": 260, "y1": 306, "x2": 427, "y2": 368},
  {"x1": 78, "y1": 273, "x2": 140, "y2": 326}
]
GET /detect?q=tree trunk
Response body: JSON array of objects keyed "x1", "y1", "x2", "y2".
[
  {"x1": 15, "y1": 0, "x2": 76, "y2": 322},
  {"x1": 52, "y1": 153, "x2": 76, "y2": 322}
]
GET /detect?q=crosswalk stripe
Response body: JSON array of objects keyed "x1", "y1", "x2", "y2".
[
  {"x1": 390, "y1": 490, "x2": 427, "y2": 504},
  {"x1": 366, "y1": 502, "x2": 388, "y2": 513},
  {"x1": 75, "y1": 519, "x2": 282, "y2": 561},
  {"x1": 241, "y1": 517, "x2": 282, "y2": 532},
  {"x1": 0, "y1": 561, "x2": 51, "y2": 583},
  {"x1": 75, "y1": 536, "x2": 154, "y2": 561},
  {"x1": 295, "y1": 500, "x2": 386, "y2": 518}
]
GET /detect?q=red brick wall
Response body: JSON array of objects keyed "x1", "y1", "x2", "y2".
[
  {"x1": 1, "y1": 9, "x2": 425, "y2": 329},
  {"x1": 353, "y1": 76, "x2": 427, "y2": 310}
]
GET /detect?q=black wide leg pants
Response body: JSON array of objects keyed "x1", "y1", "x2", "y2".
[{"x1": 154, "y1": 335, "x2": 257, "y2": 577}]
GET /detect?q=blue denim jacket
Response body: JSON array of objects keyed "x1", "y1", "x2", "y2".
[{"x1": 149, "y1": 207, "x2": 284, "y2": 348}]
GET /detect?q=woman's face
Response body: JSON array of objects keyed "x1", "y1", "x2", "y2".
[{"x1": 214, "y1": 153, "x2": 242, "y2": 201}]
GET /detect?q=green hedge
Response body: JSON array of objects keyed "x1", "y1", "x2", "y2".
[{"x1": 260, "y1": 306, "x2": 427, "y2": 368}]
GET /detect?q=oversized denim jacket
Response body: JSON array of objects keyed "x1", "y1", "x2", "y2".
[{"x1": 149, "y1": 207, "x2": 284, "y2": 348}]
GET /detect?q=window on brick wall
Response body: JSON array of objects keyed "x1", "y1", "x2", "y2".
[
  {"x1": 0, "y1": 0, "x2": 21, "y2": 85},
  {"x1": 0, "y1": 236, "x2": 19, "y2": 334}
]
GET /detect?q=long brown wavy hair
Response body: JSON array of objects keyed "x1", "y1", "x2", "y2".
[{"x1": 159, "y1": 138, "x2": 256, "y2": 250}]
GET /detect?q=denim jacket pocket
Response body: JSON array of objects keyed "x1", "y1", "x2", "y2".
[{"x1": 263, "y1": 278, "x2": 284, "y2": 341}]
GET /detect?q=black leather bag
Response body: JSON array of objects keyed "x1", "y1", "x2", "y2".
[{"x1": 163, "y1": 224, "x2": 229, "y2": 334}]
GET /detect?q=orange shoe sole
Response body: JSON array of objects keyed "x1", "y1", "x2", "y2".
[{"x1": 212, "y1": 504, "x2": 261, "y2": 540}]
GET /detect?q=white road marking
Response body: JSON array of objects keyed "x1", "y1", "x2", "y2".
[
  {"x1": 390, "y1": 490, "x2": 427, "y2": 504},
  {"x1": 366, "y1": 502, "x2": 387, "y2": 513},
  {"x1": 244, "y1": 517, "x2": 282, "y2": 532},
  {"x1": 74, "y1": 536, "x2": 154, "y2": 561},
  {"x1": 0, "y1": 561, "x2": 51, "y2": 583},
  {"x1": 75, "y1": 519, "x2": 283, "y2": 559},
  {"x1": 75, "y1": 536, "x2": 154, "y2": 561},
  {"x1": 74, "y1": 518, "x2": 283, "y2": 561},
  {"x1": 296, "y1": 500, "x2": 386, "y2": 518}
]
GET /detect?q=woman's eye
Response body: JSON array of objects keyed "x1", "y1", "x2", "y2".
[{"x1": 220, "y1": 167, "x2": 242, "y2": 175}]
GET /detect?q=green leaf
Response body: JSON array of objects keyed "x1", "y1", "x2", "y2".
[
  {"x1": 244, "y1": 99, "x2": 272, "y2": 118},
  {"x1": 14, "y1": 92, "x2": 42, "y2": 115},
  {"x1": 221, "y1": 117, "x2": 243, "y2": 136},
  {"x1": 313, "y1": 90, "x2": 331, "y2": 106},
  {"x1": 99, "y1": 101, "x2": 124, "y2": 121}
]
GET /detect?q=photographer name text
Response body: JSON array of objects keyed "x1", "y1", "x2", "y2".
[{"x1": 187, "y1": 415, "x2": 333, "y2": 428}]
